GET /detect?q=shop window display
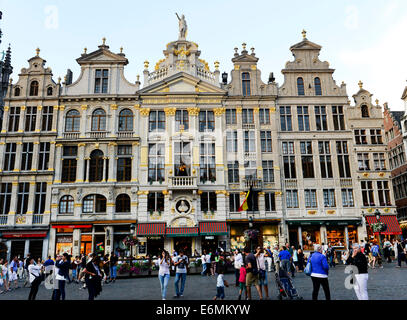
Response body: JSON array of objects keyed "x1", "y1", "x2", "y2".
[
  {"x1": 262, "y1": 225, "x2": 279, "y2": 248},
  {"x1": 326, "y1": 227, "x2": 345, "y2": 248},
  {"x1": 301, "y1": 226, "x2": 320, "y2": 251}
]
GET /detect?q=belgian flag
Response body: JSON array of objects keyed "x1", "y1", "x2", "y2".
[{"x1": 238, "y1": 186, "x2": 252, "y2": 212}]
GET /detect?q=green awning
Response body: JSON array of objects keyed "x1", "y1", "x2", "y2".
[
  {"x1": 287, "y1": 220, "x2": 361, "y2": 226},
  {"x1": 165, "y1": 227, "x2": 199, "y2": 237}
]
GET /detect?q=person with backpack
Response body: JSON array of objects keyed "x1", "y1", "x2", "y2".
[
  {"x1": 173, "y1": 249, "x2": 189, "y2": 298},
  {"x1": 308, "y1": 244, "x2": 330, "y2": 300},
  {"x1": 371, "y1": 243, "x2": 382, "y2": 269},
  {"x1": 28, "y1": 257, "x2": 43, "y2": 300},
  {"x1": 244, "y1": 247, "x2": 263, "y2": 300}
]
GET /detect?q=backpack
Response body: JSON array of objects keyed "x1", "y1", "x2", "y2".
[{"x1": 304, "y1": 254, "x2": 313, "y2": 276}]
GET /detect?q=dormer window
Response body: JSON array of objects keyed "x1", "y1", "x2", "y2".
[
  {"x1": 242, "y1": 72, "x2": 251, "y2": 97},
  {"x1": 94, "y1": 69, "x2": 108, "y2": 93},
  {"x1": 314, "y1": 77, "x2": 322, "y2": 96},
  {"x1": 361, "y1": 104, "x2": 369, "y2": 118},
  {"x1": 14, "y1": 87, "x2": 20, "y2": 97},
  {"x1": 297, "y1": 77, "x2": 305, "y2": 96},
  {"x1": 47, "y1": 87, "x2": 53, "y2": 96},
  {"x1": 29, "y1": 81, "x2": 39, "y2": 96}
]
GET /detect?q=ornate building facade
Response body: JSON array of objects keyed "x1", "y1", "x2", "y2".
[{"x1": 0, "y1": 25, "x2": 400, "y2": 260}]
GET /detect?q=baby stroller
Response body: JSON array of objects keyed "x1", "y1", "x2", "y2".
[{"x1": 275, "y1": 269, "x2": 302, "y2": 300}]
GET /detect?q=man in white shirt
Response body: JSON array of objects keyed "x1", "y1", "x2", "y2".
[
  {"x1": 255, "y1": 247, "x2": 269, "y2": 299},
  {"x1": 200, "y1": 250, "x2": 207, "y2": 276},
  {"x1": 233, "y1": 249, "x2": 243, "y2": 286},
  {"x1": 173, "y1": 250, "x2": 189, "y2": 298}
]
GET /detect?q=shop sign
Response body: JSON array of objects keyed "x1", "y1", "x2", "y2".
[
  {"x1": 148, "y1": 236, "x2": 162, "y2": 240},
  {"x1": 57, "y1": 236, "x2": 73, "y2": 243},
  {"x1": 138, "y1": 242, "x2": 146, "y2": 255},
  {"x1": 204, "y1": 236, "x2": 215, "y2": 240}
]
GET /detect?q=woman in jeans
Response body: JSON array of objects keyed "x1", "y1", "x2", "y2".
[
  {"x1": 158, "y1": 250, "x2": 171, "y2": 300},
  {"x1": 28, "y1": 258, "x2": 43, "y2": 300},
  {"x1": 309, "y1": 244, "x2": 330, "y2": 300}
]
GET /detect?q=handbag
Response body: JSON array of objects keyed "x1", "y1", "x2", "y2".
[{"x1": 304, "y1": 255, "x2": 312, "y2": 276}]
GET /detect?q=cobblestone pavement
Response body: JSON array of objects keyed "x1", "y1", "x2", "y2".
[{"x1": 0, "y1": 262, "x2": 406, "y2": 300}]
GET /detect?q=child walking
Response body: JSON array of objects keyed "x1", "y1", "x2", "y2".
[
  {"x1": 213, "y1": 268, "x2": 228, "y2": 300},
  {"x1": 238, "y1": 263, "x2": 247, "y2": 300}
]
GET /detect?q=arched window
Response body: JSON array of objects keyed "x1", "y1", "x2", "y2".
[
  {"x1": 118, "y1": 109, "x2": 133, "y2": 131},
  {"x1": 59, "y1": 195, "x2": 74, "y2": 214},
  {"x1": 65, "y1": 110, "x2": 80, "y2": 132},
  {"x1": 116, "y1": 194, "x2": 130, "y2": 213},
  {"x1": 242, "y1": 72, "x2": 251, "y2": 96},
  {"x1": 47, "y1": 87, "x2": 53, "y2": 96},
  {"x1": 82, "y1": 194, "x2": 106, "y2": 213},
  {"x1": 29, "y1": 81, "x2": 39, "y2": 96},
  {"x1": 91, "y1": 108, "x2": 106, "y2": 131},
  {"x1": 297, "y1": 77, "x2": 305, "y2": 96},
  {"x1": 14, "y1": 87, "x2": 20, "y2": 97},
  {"x1": 314, "y1": 77, "x2": 322, "y2": 96},
  {"x1": 89, "y1": 149, "x2": 104, "y2": 182},
  {"x1": 361, "y1": 105, "x2": 369, "y2": 118}
]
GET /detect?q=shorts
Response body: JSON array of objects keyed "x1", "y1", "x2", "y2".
[
  {"x1": 239, "y1": 282, "x2": 246, "y2": 291},
  {"x1": 246, "y1": 272, "x2": 259, "y2": 287},
  {"x1": 259, "y1": 270, "x2": 268, "y2": 286},
  {"x1": 216, "y1": 286, "x2": 225, "y2": 299},
  {"x1": 9, "y1": 272, "x2": 17, "y2": 282}
]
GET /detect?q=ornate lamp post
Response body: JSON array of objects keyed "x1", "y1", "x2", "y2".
[
  {"x1": 374, "y1": 209, "x2": 387, "y2": 253},
  {"x1": 130, "y1": 223, "x2": 136, "y2": 257}
]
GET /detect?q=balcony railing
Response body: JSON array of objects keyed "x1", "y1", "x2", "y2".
[
  {"x1": 169, "y1": 176, "x2": 197, "y2": 189},
  {"x1": 63, "y1": 132, "x2": 80, "y2": 139},
  {"x1": 117, "y1": 131, "x2": 134, "y2": 138},
  {"x1": 340, "y1": 178, "x2": 353, "y2": 187},
  {"x1": 89, "y1": 131, "x2": 107, "y2": 139},
  {"x1": 243, "y1": 178, "x2": 263, "y2": 190},
  {"x1": 242, "y1": 123, "x2": 255, "y2": 130},
  {"x1": 285, "y1": 179, "x2": 298, "y2": 188},
  {"x1": 32, "y1": 214, "x2": 43, "y2": 225},
  {"x1": 0, "y1": 215, "x2": 7, "y2": 225}
]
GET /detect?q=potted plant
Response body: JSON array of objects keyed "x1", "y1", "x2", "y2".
[
  {"x1": 149, "y1": 209, "x2": 154, "y2": 215},
  {"x1": 210, "y1": 209, "x2": 215, "y2": 215},
  {"x1": 210, "y1": 177, "x2": 216, "y2": 183}
]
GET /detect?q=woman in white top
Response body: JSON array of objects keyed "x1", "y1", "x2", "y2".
[
  {"x1": 0, "y1": 259, "x2": 9, "y2": 293},
  {"x1": 158, "y1": 250, "x2": 171, "y2": 300},
  {"x1": 28, "y1": 258, "x2": 43, "y2": 300}
]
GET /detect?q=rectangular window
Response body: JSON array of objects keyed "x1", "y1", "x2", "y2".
[
  {"x1": 305, "y1": 189, "x2": 317, "y2": 208},
  {"x1": 259, "y1": 108, "x2": 270, "y2": 124},
  {"x1": 260, "y1": 131, "x2": 272, "y2": 152},
  {"x1": 242, "y1": 109, "x2": 254, "y2": 124},
  {"x1": 147, "y1": 192, "x2": 164, "y2": 213},
  {"x1": 117, "y1": 145, "x2": 132, "y2": 182},
  {"x1": 280, "y1": 106, "x2": 292, "y2": 131},
  {"x1": 318, "y1": 141, "x2": 333, "y2": 178},
  {"x1": 34, "y1": 182, "x2": 47, "y2": 214},
  {"x1": 175, "y1": 110, "x2": 189, "y2": 131},
  {"x1": 41, "y1": 106, "x2": 54, "y2": 131},
  {"x1": 341, "y1": 189, "x2": 354, "y2": 207},
  {"x1": 262, "y1": 160, "x2": 274, "y2": 183},
  {"x1": 286, "y1": 190, "x2": 299, "y2": 208},
  {"x1": 297, "y1": 106, "x2": 310, "y2": 131},
  {"x1": 95, "y1": 69, "x2": 109, "y2": 93},
  {"x1": 265, "y1": 193, "x2": 276, "y2": 212},
  {"x1": 355, "y1": 130, "x2": 367, "y2": 145},
  {"x1": 200, "y1": 143, "x2": 216, "y2": 183},
  {"x1": 199, "y1": 110, "x2": 215, "y2": 132},
  {"x1": 225, "y1": 109, "x2": 237, "y2": 125},
  {"x1": 62, "y1": 146, "x2": 77, "y2": 183},
  {"x1": 201, "y1": 192, "x2": 217, "y2": 212},
  {"x1": 226, "y1": 131, "x2": 238, "y2": 153},
  {"x1": 25, "y1": 107, "x2": 37, "y2": 132},
  {"x1": 282, "y1": 141, "x2": 296, "y2": 179},
  {"x1": 17, "y1": 182, "x2": 30, "y2": 215},
  {"x1": 21, "y1": 142, "x2": 33, "y2": 171},
  {"x1": 8, "y1": 107, "x2": 20, "y2": 132},
  {"x1": 332, "y1": 106, "x2": 345, "y2": 130},
  {"x1": 174, "y1": 142, "x2": 191, "y2": 176},
  {"x1": 336, "y1": 141, "x2": 351, "y2": 178},
  {"x1": 244, "y1": 131, "x2": 256, "y2": 153},
  {"x1": 38, "y1": 142, "x2": 50, "y2": 171},
  {"x1": 357, "y1": 153, "x2": 370, "y2": 171},
  {"x1": 244, "y1": 161, "x2": 257, "y2": 180},
  {"x1": 149, "y1": 110, "x2": 165, "y2": 132},
  {"x1": 315, "y1": 106, "x2": 328, "y2": 131},
  {"x1": 148, "y1": 143, "x2": 164, "y2": 182},
  {"x1": 370, "y1": 129, "x2": 383, "y2": 144},
  {"x1": 0, "y1": 183, "x2": 12, "y2": 215},
  {"x1": 323, "y1": 189, "x2": 336, "y2": 207},
  {"x1": 377, "y1": 181, "x2": 391, "y2": 206},
  {"x1": 361, "y1": 181, "x2": 375, "y2": 207},
  {"x1": 4, "y1": 143, "x2": 16, "y2": 171},
  {"x1": 300, "y1": 141, "x2": 314, "y2": 178},
  {"x1": 229, "y1": 193, "x2": 240, "y2": 212},
  {"x1": 247, "y1": 191, "x2": 259, "y2": 212},
  {"x1": 227, "y1": 161, "x2": 239, "y2": 184}
]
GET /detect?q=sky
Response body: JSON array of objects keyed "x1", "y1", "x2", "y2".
[{"x1": 0, "y1": 0, "x2": 406, "y2": 110}]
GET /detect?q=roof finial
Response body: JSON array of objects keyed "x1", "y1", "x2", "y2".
[
  {"x1": 120, "y1": 47, "x2": 123, "y2": 54},
  {"x1": 302, "y1": 29, "x2": 307, "y2": 40},
  {"x1": 36, "y1": 47, "x2": 40, "y2": 57},
  {"x1": 358, "y1": 80, "x2": 363, "y2": 89},
  {"x1": 102, "y1": 37, "x2": 106, "y2": 45},
  {"x1": 144, "y1": 60, "x2": 149, "y2": 70},
  {"x1": 136, "y1": 75, "x2": 140, "y2": 82},
  {"x1": 375, "y1": 99, "x2": 379, "y2": 105},
  {"x1": 84, "y1": 47, "x2": 87, "y2": 54},
  {"x1": 58, "y1": 77, "x2": 61, "y2": 84},
  {"x1": 214, "y1": 61, "x2": 220, "y2": 70},
  {"x1": 242, "y1": 42, "x2": 247, "y2": 51}
]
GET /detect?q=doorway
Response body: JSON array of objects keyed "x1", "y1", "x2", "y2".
[
  {"x1": 94, "y1": 234, "x2": 105, "y2": 256},
  {"x1": 10, "y1": 241, "x2": 25, "y2": 259},
  {"x1": 29, "y1": 240, "x2": 43, "y2": 261},
  {"x1": 81, "y1": 234, "x2": 92, "y2": 256},
  {"x1": 201, "y1": 236, "x2": 218, "y2": 253},
  {"x1": 173, "y1": 237, "x2": 192, "y2": 256}
]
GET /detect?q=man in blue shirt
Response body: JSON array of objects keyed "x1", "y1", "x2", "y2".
[
  {"x1": 9, "y1": 256, "x2": 19, "y2": 290},
  {"x1": 278, "y1": 247, "x2": 291, "y2": 274}
]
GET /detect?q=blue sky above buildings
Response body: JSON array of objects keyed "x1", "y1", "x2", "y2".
[{"x1": 0, "y1": 0, "x2": 406, "y2": 110}]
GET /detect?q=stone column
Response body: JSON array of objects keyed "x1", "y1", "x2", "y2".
[
  {"x1": 110, "y1": 104, "x2": 118, "y2": 137},
  {"x1": 215, "y1": 191, "x2": 227, "y2": 220},
  {"x1": 214, "y1": 107, "x2": 225, "y2": 184},
  {"x1": 345, "y1": 226, "x2": 349, "y2": 250},
  {"x1": 1, "y1": 106, "x2": 9, "y2": 133},
  {"x1": 102, "y1": 157, "x2": 108, "y2": 182},
  {"x1": 8, "y1": 181, "x2": 19, "y2": 225},
  {"x1": 72, "y1": 228, "x2": 81, "y2": 257},
  {"x1": 0, "y1": 142, "x2": 5, "y2": 172},
  {"x1": 298, "y1": 226, "x2": 302, "y2": 247},
  {"x1": 18, "y1": 105, "x2": 26, "y2": 133},
  {"x1": 131, "y1": 142, "x2": 139, "y2": 182},
  {"x1": 35, "y1": 106, "x2": 42, "y2": 133},
  {"x1": 258, "y1": 192, "x2": 265, "y2": 216},
  {"x1": 320, "y1": 225, "x2": 327, "y2": 244},
  {"x1": 84, "y1": 158, "x2": 90, "y2": 182},
  {"x1": 52, "y1": 105, "x2": 59, "y2": 133},
  {"x1": 108, "y1": 142, "x2": 117, "y2": 182},
  {"x1": 54, "y1": 144, "x2": 63, "y2": 183},
  {"x1": 48, "y1": 141, "x2": 56, "y2": 172},
  {"x1": 14, "y1": 142, "x2": 23, "y2": 172},
  {"x1": 48, "y1": 227, "x2": 57, "y2": 257},
  {"x1": 32, "y1": 142, "x2": 40, "y2": 172},
  {"x1": 43, "y1": 182, "x2": 52, "y2": 225},
  {"x1": 76, "y1": 143, "x2": 86, "y2": 182},
  {"x1": 80, "y1": 105, "x2": 88, "y2": 138},
  {"x1": 105, "y1": 226, "x2": 114, "y2": 254},
  {"x1": 27, "y1": 181, "x2": 36, "y2": 215}
]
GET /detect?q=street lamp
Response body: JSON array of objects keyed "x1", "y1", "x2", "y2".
[
  {"x1": 375, "y1": 209, "x2": 385, "y2": 253},
  {"x1": 130, "y1": 224, "x2": 136, "y2": 258},
  {"x1": 248, "y1": 215, "x2": 254, "y2": 228}
]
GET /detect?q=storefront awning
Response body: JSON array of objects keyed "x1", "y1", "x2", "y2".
[
  {"x1": 199, "y1": 222, "x2": 227, "y2": 236},
  {"x1": 52, "y1": 225, "x2": 92, "y2": 229},
  {"x1": 166, "y1": 227, "x2": 199, "y2": 237},
  {"x1": 365, "y1": 215, "x2": 402, "y2": 235},
  {"x1": 2, "y1": 231, "x2": 47, "y2": 238},
  {"x1": 287, "y1": 220, "x2": 361, "y2": 226},
  {"x1": 137, "y1": 223, "x2": 166, "y2": 236}
]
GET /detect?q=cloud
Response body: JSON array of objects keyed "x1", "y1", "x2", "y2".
[
  {"x1": 44, "y1": 5, "x2": 59, "y2": 30},
  {"x1": 344, "y1": 5, "x2": 359, "y2": 30}
]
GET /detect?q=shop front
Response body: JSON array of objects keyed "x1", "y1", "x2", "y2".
[
  {"x1": 199, "y1": 222, "x2": 228, "y2": 253},
  {"x1": 51, "y1": 224, "x2": 92, "y2": 256},
  {"x1": 136, "y1": 223, "x2": 166, "y2": 257},
  {"x1": 166, "y1": 227, "x2": 199, "y2": 257},
  {"x1": 365, "y1": 215, "x2": 402, "y2": 242},
  {"x1": 2, "y1": 230, "x2": 48, "y2": 261}
]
